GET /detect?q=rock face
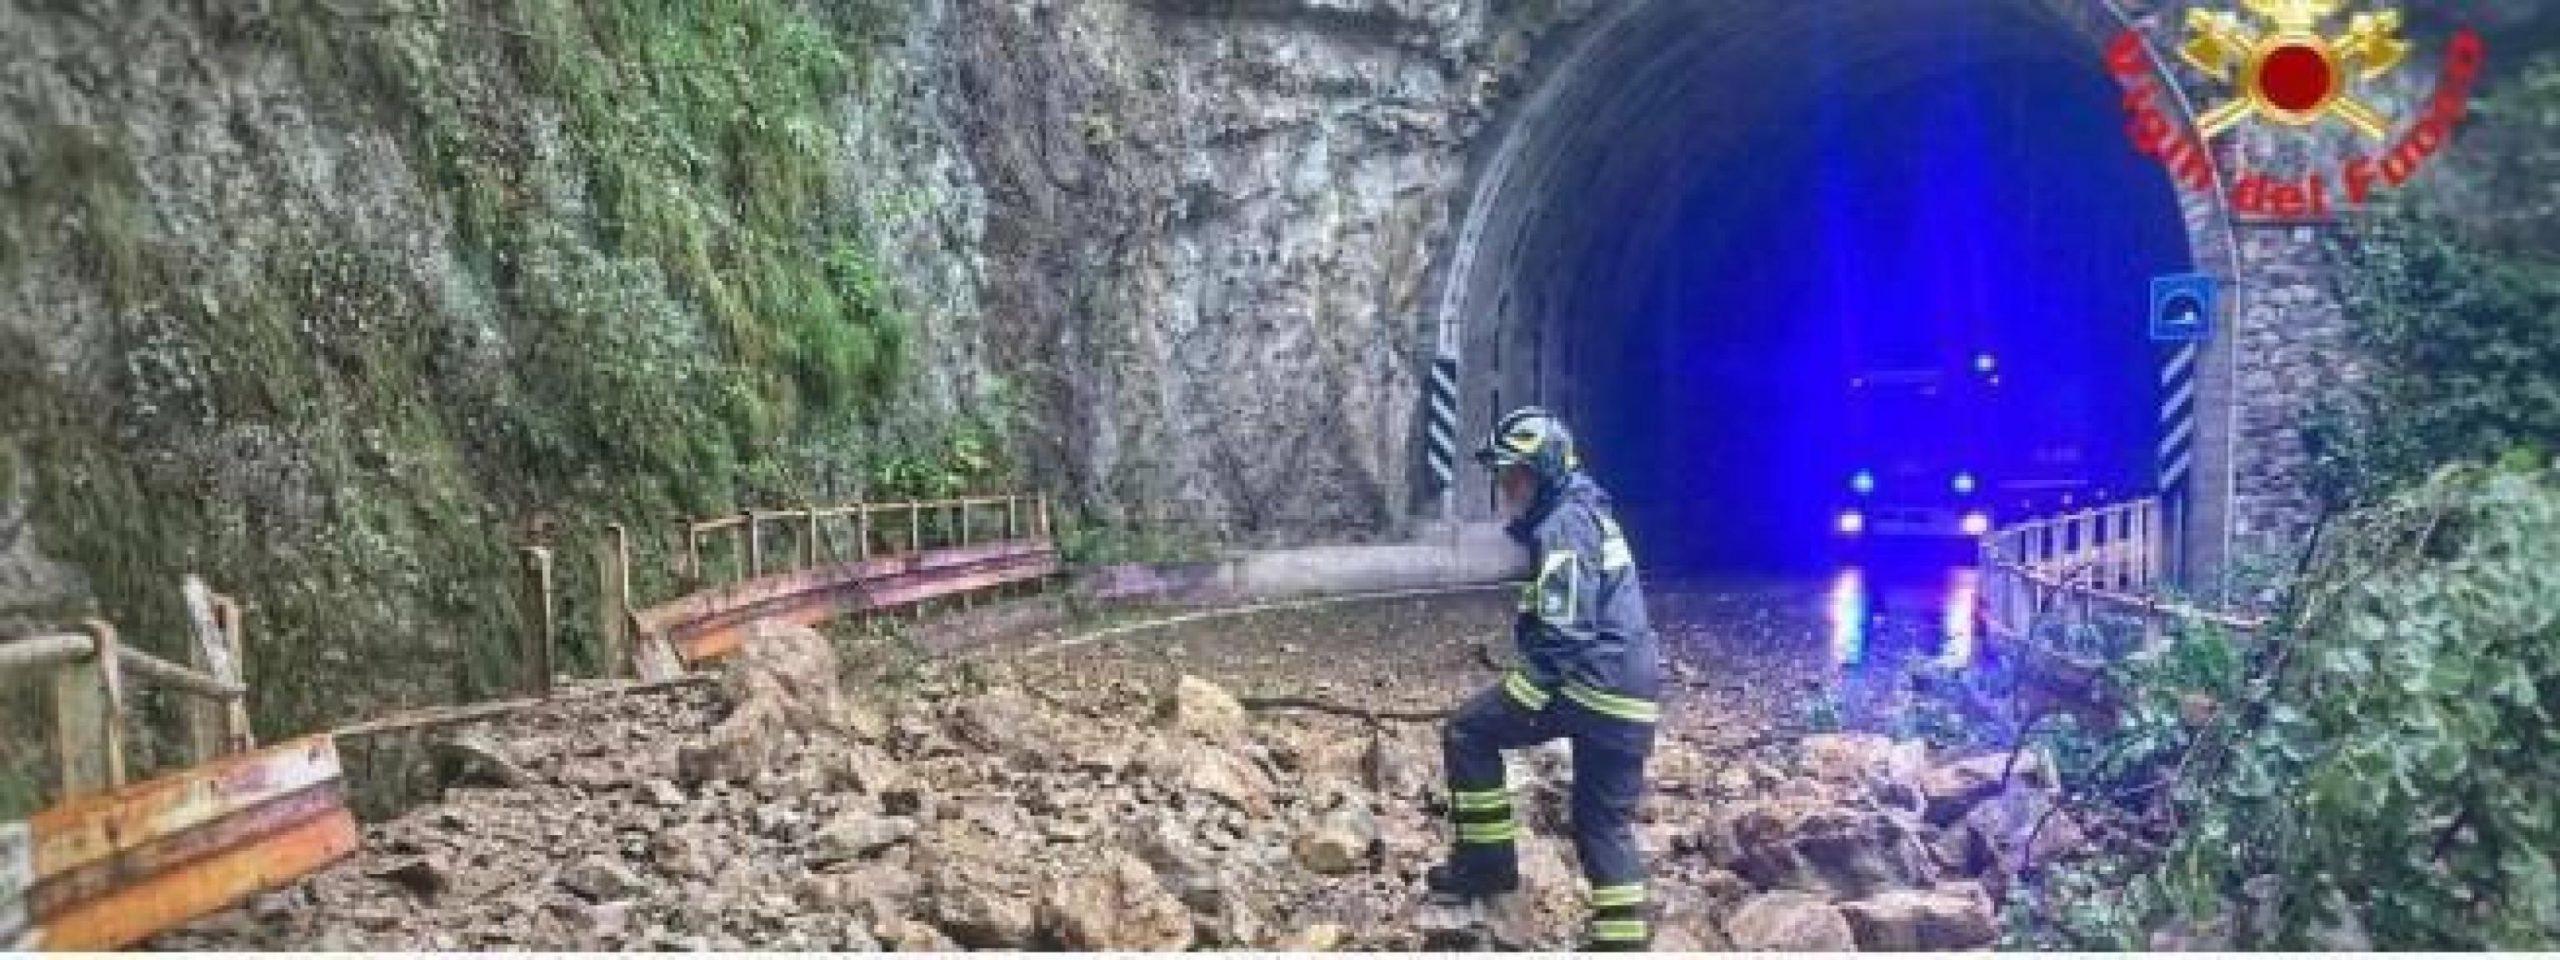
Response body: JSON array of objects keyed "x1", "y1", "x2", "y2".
[{"x1": 940, "y1": 0, "x2": 1600, "y2": 535}]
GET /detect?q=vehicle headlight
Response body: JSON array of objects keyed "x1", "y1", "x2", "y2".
[
  {"x1": 1837, "y1": 510, "x2": 1866, "y2": 536},
  {"x1": 1952, "y1": 471, "x2": 1976, "y2": 494},
  {"x1": 1851, "y1": 469, "x2": 1875, "y2": 495},
  {"x1": 1961, "y1": 511, "x2": 1991, "y2": 537}
]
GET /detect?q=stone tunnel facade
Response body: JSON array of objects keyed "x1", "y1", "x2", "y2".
[{"x1": 1415, "y1": 0, "x2": 2415, "y2": 585}]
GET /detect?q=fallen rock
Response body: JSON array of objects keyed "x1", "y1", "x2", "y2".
[
  {"x1": 815, "y1": 813, "x2": 917, "y2": 862},
  {"x1": 948, "y1": 687, "x2": 1061, "y2": 764},
  {"x1": 722, "y1": 619, "x2": 846, "y2": 730},
  {"x1": 650, "y1": 825, "x2": 716, "y2": 879},
  {"x1": 1364, "y1": 729, "x2": 1433, "y2": 801},
  {"x1": 1293, "y1": 805, "x2": 1380, "y2": 875},
  {"x1": 365, "y1": 856, "x2": 451, "y2": 900},
  {"x1": 1725, "y1": 890, "x2": 1858, "y2": 951},
  {"x1": 1963, "y1": 783, "x2": 2087, "y2": 875},
  {"x1": 638, "y1": 778, "x2": 687, "y2": 809},
  {"x1": 1840, "y1": 883, "x2": 1999, "y2": 950},
  {"x1": 1163, "y1": 674, "x2": 1248, "y2": 741},
  {"x1": 874, "y1": 916, "x2": 957, "y2": 951},
  {"x1": 1919, "y1": 751, "x2": 2053, "y2": 824},
  {"x1": 1282, "y1": 922, "x2": 1347, "y2": 951},
  {"x1": 432, "y1": 735, "x2": 533, "y2": 788},
  {"x1": 681, "y1": 620, "x2": 850, "y2": 784},
  {"x1": 1037, "y1": 850, "x2": 1195, "y2": 950},
  {"x1": 1718, "y1": 801, "x2": 1940, "y2": 899},
  {"x1": 1157, "y1": 741, "x2": 1276, "y2": 818},
  {"x1": 928, "y1": 882, "x2": 1037, "y2": 949},
  {"x1": 580, "y1": 900, "x2": 634, "y2": 944},
  {"x1": 821, "y1": 743, "x2": 919, "y2": 808},
  {"x1": 561, "y1": 855, "x2": 646, "y2": 902}
]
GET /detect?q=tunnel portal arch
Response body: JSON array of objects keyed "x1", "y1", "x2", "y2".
[{"x1": 1422, "y1": 0, "x2": 2245, "y2": 582}]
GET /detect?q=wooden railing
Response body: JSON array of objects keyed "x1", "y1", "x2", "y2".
[{"x1": 2, "y1": 578, "x2": 358, "y2": 951}]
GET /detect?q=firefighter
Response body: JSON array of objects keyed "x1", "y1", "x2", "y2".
[{"x1": 1427, "y1": 406, "x2": 1663, "y2": 951}]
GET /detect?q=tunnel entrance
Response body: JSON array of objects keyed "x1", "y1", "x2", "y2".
[{"x1": 1430, "y1": 0, "x2": 2236, "y2": 582}]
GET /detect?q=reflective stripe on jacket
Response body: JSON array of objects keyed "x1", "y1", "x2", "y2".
[{"x1": 1506, "y1": 473, "x2": 1662, "y2": 720}]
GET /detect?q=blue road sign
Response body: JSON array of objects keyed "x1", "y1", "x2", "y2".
[{"x1": 2150, "y1": 273, "x2": 2216, "y2": 343}]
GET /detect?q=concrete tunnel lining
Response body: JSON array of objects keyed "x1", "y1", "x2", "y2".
[{"x1": 1423, "y1": 0, "x2": 2245, "y2": 584}]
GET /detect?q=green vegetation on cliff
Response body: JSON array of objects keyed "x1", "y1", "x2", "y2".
[{"x1": 0, "y1": 0, "x2": 1002, "y2": 806}]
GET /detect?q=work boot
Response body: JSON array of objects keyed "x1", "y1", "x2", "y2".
[{"x1": 1423, "y1": 860, "x2": 1519, "y2": 904}]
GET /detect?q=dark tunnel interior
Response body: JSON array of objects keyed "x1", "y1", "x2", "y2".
[{"x1": 1518, "y1": 2, "x2": 2197, "y2": 578}]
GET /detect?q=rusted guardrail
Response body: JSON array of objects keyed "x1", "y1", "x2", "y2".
[
  {"x1": 622, "y1": 495, "x2": 1056, "y2": 679},
  {"x1": 3, "y1": 578, "x2": 358, "y2": 951},
  {"x1": 2, "y1": 492, "x2": 1056, "y2": 949}
]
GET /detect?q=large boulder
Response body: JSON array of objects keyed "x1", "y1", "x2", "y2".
[
  {"x1": 1724, "y1": 890, "x2": 1857, "y2": 951},
  {"x1": 719, "y1": 619, "x2": 846, "y2": 729},
  {"x1": 1840, "y1": 883, "x2": 2000, "y2": 950},
  {"x1": 680, "y1": 620, "x2": 853, "y2": 783},
  {"x1": 1162, "y1": 675, "x2": 1249, "y2": 741},
  {"x1": 1919, "y1": 751, "x2": 2054, "y2": 825},
  {"x1": 1962, "y1": 783, "x2": 2088, "y2": 876},
  {"x1": 1714, "y1": 800, "x2": 1940, "y2": 899},
  {"x1": 1037, "y1": 850, "x2": 1196, "y2": 950}
]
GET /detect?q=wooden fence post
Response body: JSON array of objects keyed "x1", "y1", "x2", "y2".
[
  {"x1": 744, "y1": 512, "x2": 763, "y2": 581},
  {"x1": 181, "y1": 576, "x2": 249, "y2": 763},
  {"x1": 682, "y1": 518, "x2": 701, "y2": 587},
  {"x1": 519, "y1": 546, "x2": 555, "y2": 697},
  {"x1": 855, "y1": 504, "x2": 871, "y2": 562},
  {"x1": 908, "y1": 503, "x2": 922, "y2": 555},
  {"x1": 55, "y1": 619, "x2": 126, "y2": 798},
  {"x1": 804, "y1": 507, "x2": 820, "y2": 568},
  {"x1": 215, "y1": 596, "x2": 254, "y2": 751},
  {"x1": 597, "y1": 524, "x2": 631, "y2": 679}
]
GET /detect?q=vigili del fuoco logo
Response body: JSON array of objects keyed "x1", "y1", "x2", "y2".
[{"x1": 2110, "y1": 0, "x2": 2486, "y2": 222}]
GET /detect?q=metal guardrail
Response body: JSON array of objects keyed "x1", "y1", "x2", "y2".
[
  {"x1": 4, "y1": 737, "x2": 357, "y2": 951},
  {"x1": 2, "y1": 578, "x2": 357, "y2": 951},
  {"x1": 613, "y1": 494, "x2": 1057, "y2": 680},
  {"x1": 2, "y1": 492, "x2": 1058, "y2": 949}
]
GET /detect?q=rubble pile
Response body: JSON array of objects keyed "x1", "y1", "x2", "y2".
[{"x1": 162, "y1": 610, "x2": 2080, "y2": 952}]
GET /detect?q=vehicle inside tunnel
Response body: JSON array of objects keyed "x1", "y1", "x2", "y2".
[{"x1": 1464, "y1": 0, "x2": 2194, "y2": 580}]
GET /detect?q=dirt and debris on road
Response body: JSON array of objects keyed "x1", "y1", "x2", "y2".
[{"x1": 158, "y1": 581, "x2": 2069, "y2": 951}]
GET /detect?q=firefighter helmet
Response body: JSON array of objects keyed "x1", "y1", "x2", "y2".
[{"x1": 1474, "y1": 406, "x2": 1580, "y2": 485}]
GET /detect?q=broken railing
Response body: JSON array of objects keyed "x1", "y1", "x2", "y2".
[
  {"x1": 1, "y1": 578, "x2": 359, "y2": 951},
  {"x1": 2, "y1": 492, "x2": 1058, "y2": 950}
]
